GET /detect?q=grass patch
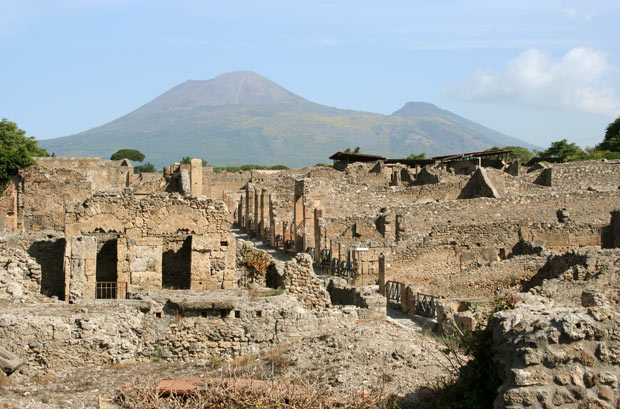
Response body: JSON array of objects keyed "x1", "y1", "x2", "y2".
[{"x1": 259, "y1": 288, "x2": 284, "y2": 297}]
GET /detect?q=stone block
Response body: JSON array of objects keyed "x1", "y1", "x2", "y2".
[{"x1": 130, "y1": 271, "x2": 162, "y2": 288}]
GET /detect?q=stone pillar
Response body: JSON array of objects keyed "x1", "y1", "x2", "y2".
[
  {"x1": 253, "y1": 187, "x2": 260, "y2": 238},
  {"x1": 314, "y1": 208, "x2": 323, "y2": 263},
  {"x1": 190, "y1": 236, "x2": 214, "y2": 290},
  {"x1": 378, "y1": 209, "x2": 395, "y2": 242},
  {"x1": 378, "y1": 253, "x2": 393, "y2": 295},
  {"x1": 190, "y1": 158, "x2": 203, "y2": 197},
  {"x1": 390, "y1": 169, "x2": 401, "y2": 186},
  {"x1": 293, "y1": 179, "x2": 305, "y2": 252},
  {"x1": 269, "y1": 193, "x2": 277, "y2": 247},
  {"x1": 180, "y1": 166, "x2": 191, "y2": 195},
  {"x1": 260, "y1": 188, "x2": 268, "y2": 240},
  {"x1": 612, "y1": 210, "x2": 620, "y2": 248},
  {"x1": 303, "y1": 196, "x2": 321, "y2": 251},
  {"x1": 395, "y1": 214, "x2": 405, "y2": 242},
  {"x1": 245, "y1": 183, "x2": 255, "y2": 234},
  {"x1": 238, "y1": 193, "x2": 245, "y2": 226},
  {"x1": 282, "y1": 221, "x2": 290, "y2": 252},
  {"x1": 67, "y1": 236, "x2": 97, "y2": 302},
  {"x1": 127, "y1": 237, "x2": 163, "y2": 291}
]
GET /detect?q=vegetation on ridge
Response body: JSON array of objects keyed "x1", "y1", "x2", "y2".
[
  {"x1": 110, "y1": 148, "x2": 145, "y2": 162},
  {"x1": 0, "y1": 118, "x2": 48, "y2": 188}
]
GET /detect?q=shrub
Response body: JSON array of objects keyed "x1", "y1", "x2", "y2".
[{"x1": 240, "y1": 245, "x2": 271, "y2": 283}]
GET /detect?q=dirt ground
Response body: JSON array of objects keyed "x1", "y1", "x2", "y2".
[{"x1": 0, "y1": 312, "x2": 452, "y2": 409}]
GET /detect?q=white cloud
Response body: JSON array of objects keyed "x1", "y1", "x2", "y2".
[
  {"x1": 562, "y1": 6, "x2": 577, "y2": 19},
  {"x1": 446, "y1": 47, "x2": 620, "y2": 116},
  {"x1": 561, "y1": 3, "x2": 598, "y2": 21}
]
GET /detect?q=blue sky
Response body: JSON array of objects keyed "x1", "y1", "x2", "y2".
[{"x1": 2, "y1": 0, "x2": 619, "y2": 149}]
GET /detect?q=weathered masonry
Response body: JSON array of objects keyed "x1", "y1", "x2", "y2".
[{"x1": 63, "y1": 193, "x2": 235, "y2": 302}]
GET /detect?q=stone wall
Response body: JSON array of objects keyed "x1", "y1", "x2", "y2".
[
  {"x1": 0, "y1": 180, "x2": 17, "y2": 231},
  {"x1": 34, "y1": 157, "x2": 133, "y2": 193},
  {"x1": 63, "y1": 193, "x2": 236, "y2": 301},
  {"x1": 533, "y1": 161, "x2": 620, "y2": 191},
  {"x1": 493, "y1": 294, "x2": 619, "y2": 409},
  {"x1": 0, "y1": 290, "x2": 358, "y2": 377},
  {"x1": 326, "y1": 278, "x2": 386, "y2": 320},
  {"x1": 17, "y1": 165, "x2": 94, "y2": 232},
  {"x1": 0, "y1": 244, "x2": 42, "y2": 301},
  {"x1": 203, "y1": 169, "x2": 252, "y2": 200},
  {"x1": 267, "y1": 253, "x2": 331, "y2": 310}
]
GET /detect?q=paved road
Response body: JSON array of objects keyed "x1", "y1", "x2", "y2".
[{"x1": 230, "y1": 227, "x2": 294, "y2": 262}]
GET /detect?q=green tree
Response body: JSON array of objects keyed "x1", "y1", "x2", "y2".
[
  {"x1": 0, "y1": 118, "x2": 48, "y2": 185},
  {"x1": 597, "y1": 115, "x2": 620, "y2": 152},
  {"x1": 180, "y1": 156, "x2": 208, "y2": 166},
  {"x1": 110, "y1": 149, "x2": 145, "y2": 162},
  {"x1": 539, "y1": 139, "x2": 583, "y2": 159},
  {"x1": 488, "y1": 146, "x2": 533, "y2": 163},
  {"x1": 598, "y1": 135, "x2": 620, "y2": 153},
  {"x1": 406, "y1": 152, "x2": 426, "y2": 159},
  {"x1": 133, "y1": 162, "x2": 156, "y2": 173},
  {"x1": 603, "y1": 115, "x2": 620, "y2": 143}
]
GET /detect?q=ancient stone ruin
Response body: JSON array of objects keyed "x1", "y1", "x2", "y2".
[{"x1": 1, "y1": 152, "x2": 619, "y2": 408}]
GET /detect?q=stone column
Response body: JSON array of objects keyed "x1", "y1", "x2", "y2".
[
  {"x1": 612, "y1": 210, "x2": 620, "y2": 248},
  {"x1": 260, "y1": 188, "x2": 268, "y2": 239},
  {"x1": 190, "y1": 236, "x2": 213, "y2": 290},
  {"x1": 127, "y1": 237, "x2": 163, "y2": 291},
  {"x1": 67, "y1": 236, "x2": 97, "y2": 302},
  {"x1": 245, "y1": 183, "x2": 255, "y2": 234},
  {"x1": 378, "y1": 253, "x2": 393, "y2": 295},
  {"x1": 190, "y1": 158, "x2": 203, "y2": 197}
]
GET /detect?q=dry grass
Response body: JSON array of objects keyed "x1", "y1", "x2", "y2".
[
  {"x1": 32, "y1": 374, "x2": 57, "y2": 385},
  {"x1": 116, "y1": 377, "x2": 396, "y2": 409},
  {"x1": 221, "y1": 342, "x2": 293, "y2": 380}
]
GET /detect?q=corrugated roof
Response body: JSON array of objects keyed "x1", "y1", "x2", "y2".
[{"x1": 329, "y1": 152, "x2": 387, "y2": 162}]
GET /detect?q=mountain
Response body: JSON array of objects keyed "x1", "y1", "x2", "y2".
[{"x1": 40, "y1": 71, "x2": 536, "y2": 168}]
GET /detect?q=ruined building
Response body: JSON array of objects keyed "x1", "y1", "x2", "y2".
[{"x1": 1, "y1": 151, "x2": 620, "y2": 408}]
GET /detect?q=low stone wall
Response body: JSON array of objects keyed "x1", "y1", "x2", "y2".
[
  {"x1": 0, "y1": 290, "x2": 359, "y2": 377},
  {"x1": 326, "y1": 278, "x2": 386, "y2": 320}
]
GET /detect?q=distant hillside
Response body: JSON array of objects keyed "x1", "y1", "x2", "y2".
[{"x1": 40, "y1": 71, "x2": 536, "y2": 168}]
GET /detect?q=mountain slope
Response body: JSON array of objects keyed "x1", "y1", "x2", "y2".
[{"x1": 40, "y1": 71, "x2": 536, "y2": 168}]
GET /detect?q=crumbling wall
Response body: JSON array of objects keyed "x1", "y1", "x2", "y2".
[
  {"x1": 269, "y1": 253, "x2": 331, "y2": 310},
  {"x1": 18, "y1": 166, "x2": 93, "y2": 232},
  {"x1": 203, "y1": 169, "x2": 252, "y2": 200},
  {"x1": 0, "y1": 179, "x2": 17, "y2": 231},
  {"x1": 493, "y1": 293, "x2": 619, "y2": 409},
  {"x1": 63, "y1": 193, "x2": 235, "y2": 300},
  {"x1": 326, "y1": 278, "x2": 386, "y2": 320},
  {"x1": 0, "y1": 291, "x2": 358, "y2": 376},
  {"x1": 389, "y1": 220, "x2": 605, "y2": 288},
  {"x1": 458, "y1": 167, "x2": 500, "y2": 199},
  {"x1": 34, "y1": 157, "x2": 133, "y2": 192},
  {"x1": 0, "y1": 244, "x2": 42, "y2": 301},
  {"x1": 533, "y1": 161, "x2": 620, "y2": 191}
]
